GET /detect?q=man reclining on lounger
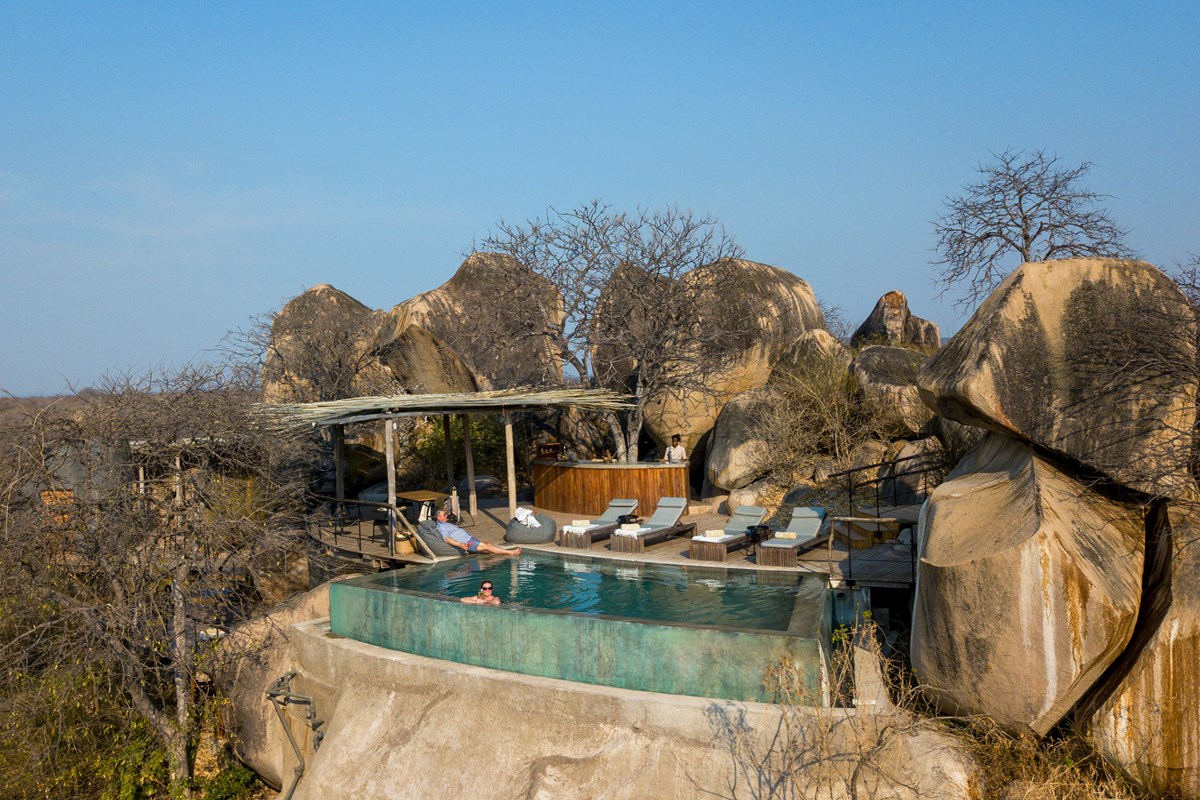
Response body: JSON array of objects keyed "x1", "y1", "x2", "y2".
[{"x1": 435, "y1": 509, "x2": 521, "y2": 556}]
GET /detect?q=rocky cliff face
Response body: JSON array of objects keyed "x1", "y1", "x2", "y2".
[
  {"x1": 849, "y1": 345, "x2": 934, "y2": 437},
  {"x1": 262, "y1": 253, "x2": 563, "y2": 402},
  {"x1": 912, "y1": 257, "x2": 1200, "y2": 797},
  {"x1": 385, "y1": 251, "x2": 563, "y2": 388},
  {"x1": 918, "y1": 258, "x2": 1197, "y2": 499},
  {"x1": 641, "y1": 258, "x2": 824, "y2": 452},
  {"x1": 850, "y1": 290, "x2": 940, "y2": 351},
  {"x1": 262, "y1": 284, "x2": 393, "y2": 403},
  {"x1": 911, "y1": 433, "x2": 1145, "y2": 736}
]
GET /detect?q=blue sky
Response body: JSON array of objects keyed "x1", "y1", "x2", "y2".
[{"x1": 2, "y1": 1, "x2": 1197, "y2": 396}]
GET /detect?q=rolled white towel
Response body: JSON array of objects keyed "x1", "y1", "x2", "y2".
[{"x1": 514, "y1": 507, "x2": 540, "y2": 527}]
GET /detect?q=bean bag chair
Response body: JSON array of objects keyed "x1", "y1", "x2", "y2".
[
  {"x1": 504, "y1": 513, "x2": 557, "y2": 544},
  {"x1": 415, "y1": 519, "x2": 465, "y2": 558}
]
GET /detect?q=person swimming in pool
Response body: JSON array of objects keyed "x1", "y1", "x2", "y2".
[
  {"x1": 435, "y1": 509, "x2": 521, "y2": 557},
  {"x1": 460, "y1": 580, "x2": 501, "y2": 605}
]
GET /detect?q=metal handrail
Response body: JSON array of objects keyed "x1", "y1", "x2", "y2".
[
  {"x1": 829, "y1": 454, "x2": 941, "y2": 586},
  {"x1": 306, "y1": 494, "x2": 413, "y2": 557},
  {"x1": 828, "y1": 453, "x2": 944, "y2": 517}
]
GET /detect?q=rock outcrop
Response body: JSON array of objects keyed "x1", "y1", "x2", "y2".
[
  {"x1": 705, "y1": 388, "x2": 772, "y2": 491},
  {"x1": 262, "y1": 285, "x2": 392, "y2": 403},
  {"x1": 641, "y1": 258, "x2": 824, "y2": 452},
  {"x1": 850, "y1": 290, "x2": 941, "y2": 351},
  {"x1": 374, "y1": 323, "x2": 478, "y2": 393},
  {"x1": 262, "y1": 283, "x2": 479, "y2": 401},
  {"x1": 911, "y1": 433, "x2": 1145, "y2": 736},
  {"x1": 777, "y1": 328, "x2": 852, "y2": 372},
  {"x1": 217, "y1": 582, "x2": 337, "y2": 790},
  {"x1": 385, "y1": 252, "x2": 562, "y2": 388},
  {"x1": 1084, "y1": 499, "x2": 1200, "y2": 797},
  {"x1": 918, "y1": 258, "x2": 1197, "y2": 498},
  {"x1": 850, "y1": 345, "x2": 933, "y2": 437}
]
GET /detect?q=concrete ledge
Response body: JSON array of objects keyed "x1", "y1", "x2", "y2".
[
  {"x1": 286, "y1": 618, "x2": 792, "y2": 799},
  {"x1": 235, "y1": 618, "x2": 976, "y2": 800}
]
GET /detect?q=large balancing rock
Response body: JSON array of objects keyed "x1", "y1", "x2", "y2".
[
  {"x1": 1086, "y1": 499, "x2": 1200, "y2": 798},
  {"x1": 641, "y1": 258, "x2": 824, "y2": 452},
  {"x1": 911, "y1": 433, "x2": 1145, "y2": 736},
  {"x1": 917, "y1": 258, "x2": 1196, "y2": 498}
]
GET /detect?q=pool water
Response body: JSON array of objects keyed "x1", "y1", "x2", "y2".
[
  {"x1": 329, "y1": 551, "x2": 831, "y2": 702},
  {"x1": 357, "y1": 551, "x2": 819, "y2": 632}
]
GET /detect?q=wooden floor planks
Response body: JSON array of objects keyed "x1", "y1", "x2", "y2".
[{"x1": 307, "y1": 499, "x2": 916, "y2": 586}]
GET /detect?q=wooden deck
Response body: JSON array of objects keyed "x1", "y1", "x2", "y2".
[{"x1": 306, "y1": 499, "x2": 916, "y2": 587}]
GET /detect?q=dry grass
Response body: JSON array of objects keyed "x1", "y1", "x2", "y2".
[{"x1": 704, "y1": 620, "x2": 1161, "y2": 800}]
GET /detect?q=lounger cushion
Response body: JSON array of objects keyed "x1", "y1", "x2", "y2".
[
  {"x1": 504, "y1": 513, "x2": 557, "y2": 544},
  {"x1": 760, "y1": 533, "x2": 818, "y2": 550},
  {"x1": 693, "y1": 532, "x2": 741, "y2": 544},
  {"x1": 643, "y1": 497, "x2": 688, "y2": 528},
  {"x1": 416, "y1": 519, "x2": 464, "y2": 557},
  {"x1": 596, "y1": 499, "x2": 638, "y2": 523}
]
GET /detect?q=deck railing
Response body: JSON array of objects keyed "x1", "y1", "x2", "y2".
[{"x1": 826, "y1": 453, "x2": 947, "y2": 585}]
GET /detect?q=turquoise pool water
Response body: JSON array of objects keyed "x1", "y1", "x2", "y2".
[
  {"x1": 352, "y1": 551, "x2": 816, "y2": 632},
  {"x1": 330, "y1": 551, "x2": 830, "y2": 702}
]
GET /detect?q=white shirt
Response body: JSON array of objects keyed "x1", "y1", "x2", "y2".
[{"x1": 665, "y1": 444, "x2": 687, "y2": 463}]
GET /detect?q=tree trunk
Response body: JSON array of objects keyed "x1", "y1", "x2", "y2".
[
  {"x1": 127, "y1": 673, "x2": 193, "y2": 798},
  {"x1": 604, "y1": 411, "x2": 629, "y2": 462},
  {"x1": 625, "y1": 410, "x2": 643, "y2": 463},
  {"x1": 171, "y1": 563, "x2": 195, "y2": 799}
]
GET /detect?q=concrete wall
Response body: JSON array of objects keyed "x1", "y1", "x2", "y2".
[{"x1": 330, "y1": 579, "x2": 823, "y2": 703}]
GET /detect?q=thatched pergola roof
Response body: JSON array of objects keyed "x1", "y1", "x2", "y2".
[
  {"x1": 255, "y1": 387, "x2": 632, "y2": 428},
  {"x1": 256, "y1": 387, "x2": 633, "y2": 550}
]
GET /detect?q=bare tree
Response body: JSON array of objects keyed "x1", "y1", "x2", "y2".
[
  {"x1": 480, "y1": 201, "x2": 753, "y2": 460},
  {"x1": 933, "y1": 149, "x2": 1135, "y2": 309},
  {"x1": 0, "y1": 366, "x2": 311, "y2": 798}
]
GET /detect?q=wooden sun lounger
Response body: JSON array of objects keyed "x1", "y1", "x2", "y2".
[
  {"x1": 688, "y1": 505, "x2": 768, "y2": 563},
  {"x1": 559, "y1": 498, "x2": 638, "y2": 549},
  {"x1": 756, "y1": 533, "x2": 831, "y2": 567},
  {"x1": 560, "y1": 522, "x2": 621, "y2": 549},
  {"x1": 609, "y1": 497, "x2": 690, "y2": 554},
  {"x1": 610, "y1": 521, "x2": 696, "y2": 553},
  {"x1": 755, "y1": 506, "x2": 829, "y2": 567}
]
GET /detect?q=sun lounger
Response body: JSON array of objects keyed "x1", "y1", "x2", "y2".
[
  {"x1": 611, "y1": 497, "x2": 694, "y2": 553},
  {"x1": 756, "y1": 507, "x2": 829, "y2": 567},
  {"x1": 559, "y1": 498, "x2": 638, "y2": 548},
  {"x1": 689, "y1": 505, "x2": 767, "y2": 562}
]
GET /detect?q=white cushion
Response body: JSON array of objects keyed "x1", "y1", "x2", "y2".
[{"x1": 693, "y1": 532, "x2": 739, "y2": 544}]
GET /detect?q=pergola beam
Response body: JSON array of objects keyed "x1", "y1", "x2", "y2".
[
  {"x1": 460, "y1": 413, "x2": 477, "y2": 518},
  {"x1": 504, "y1": 411, "x2": 517, "y2": 521}
]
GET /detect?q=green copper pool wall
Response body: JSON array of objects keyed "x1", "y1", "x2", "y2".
[{"x1": 329, "y1": 581, "x2": 827, "y2": 703}]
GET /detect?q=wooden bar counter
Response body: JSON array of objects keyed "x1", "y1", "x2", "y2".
[{"x1": 532, "y1": 459, "x2": 690, "y2": 517}]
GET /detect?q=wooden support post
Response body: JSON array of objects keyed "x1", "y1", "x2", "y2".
[
  {"x1": 442, "y1": 414, "x2": 455, "y2": 490},
  {"x1": 504, "y1": 411, "x2": 517, "y2": 521},
  {"x1": 384, "y1": 418, "x2": 397, "y2": 556},
  {"x1": 332, "y1": 424, "x2": 346, "y2": 514},
  {"x1": 174, "y1": 453, "x2": 184, "y2": 507},
  {"x1": 460, "y1": 413, "x2": 477, "y2": 518}
]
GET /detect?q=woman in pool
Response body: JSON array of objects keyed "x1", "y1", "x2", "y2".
[{"x1": 460, "y1": 580, "x2": 501, "y2": 605}]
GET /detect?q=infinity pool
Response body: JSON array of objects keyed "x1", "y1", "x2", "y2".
[{"x1": 329, "y1": 551, "x2": 830, "y2": 702}]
